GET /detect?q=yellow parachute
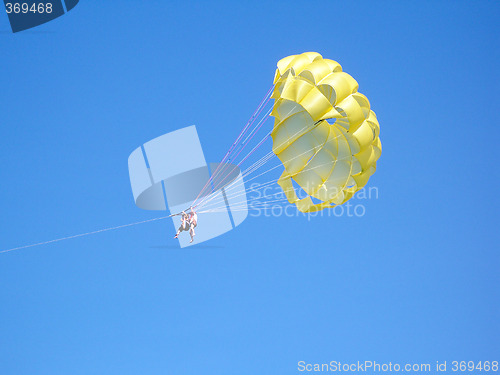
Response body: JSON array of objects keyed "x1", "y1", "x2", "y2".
[{"x1": 271, "y1": 52, "x2": 381, "y2": 212}]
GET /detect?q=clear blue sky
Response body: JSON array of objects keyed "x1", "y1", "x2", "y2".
[{"x1": 1, "y1": 1, "x2": 499, "y2": 374}]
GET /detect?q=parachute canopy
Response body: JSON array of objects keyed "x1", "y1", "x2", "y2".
[{"x1": 271, "y1": 52, "x2": 381, "y2": 212}]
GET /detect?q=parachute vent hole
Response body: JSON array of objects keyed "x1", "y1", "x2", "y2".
[{"x1": 326, "y1": 118, "x2": 336, "y2": 126}]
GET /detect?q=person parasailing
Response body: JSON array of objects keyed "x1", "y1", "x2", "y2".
[
  {"x1": 173, "y1": 211, "x2": 190, "y2": 239},
  {"x1": 173, "y1": 208, "x2": 198, "y2": 243},
  {"x1": 188, "y1": 209, "x2": 198, "y2": 243}
]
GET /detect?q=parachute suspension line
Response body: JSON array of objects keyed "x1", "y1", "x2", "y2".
[
  {"x1": 200, "y1": 171, "x2": 305, "y2": 212},
  {"x1": 205, "y1": 190, "x2": 299, "y2": 210},
  {"x1": 195, "y1": 149, "x2": 287, "y2": 210},
  {"x1": 199, "y1": 136, "x2": 353, "y2": 212},
  {"x1": 199, "y1": 179, "x2": 282, "y2": 212},
  {"x1": 196, "y1": 121, "x2": 339, "y2": 210},
  {"x1": 196, "y1": 100, "x2": 335, "y2": 212},
  {"x1": 239, "y1": 125, "x2": 320, "y2": 179},
  {"x1": 199, "y1": 195, "x2": 294, "y2": 213},
  {"x1": 242, "y1": 151, "x2": 275, "y2": 176},
  {"x1": 233, "y1": 119, "x2": 343, "y2": 181},
  {"x1": 199, "y1": 149, "x2": 277, "y2": 211},
  {"x1": 202, "y1": 165, "x2": 346, "y2": 213},
  {"x1": 235, "y1": 128, "x2": 272, "y2": 167},
  {"x1": 191, "y1": 83, "x2": 275, "y2": 208},
  {"x1": 193, "y1": 157, "x2": 280, "y2": 211},
  {"x1": 200, "y1": 171, "x2": 298, "y2": 212},
  {"x1": 212, "y1": 106, "x2": 273, "y2": 178},
  {"x1": 199, "y1": 202, "x2": 289, "y2": 214},
  {"x1": 232, "y1": 114, "x2": 324, "y2": 181},
  {"x1": 194, "y1": 98, "x2": 319, "y2": 210},
  {"x1": 198, "y1": 190, "x2": 303, "y2": 214},
  {"x1": 193, "y1": 133, "x2": 272, "y2": 211},
  {"x1": 194, "y1": 96, "x2": 318, "y2": 210},
  {"x1": 192, "y1": 107, "x2": 272, "y2": 209},
  {"x1": 191, "y1": 102, "x2": 270, "y2": 208},
  {"x1": 192, "y1": 106, "x2": 273, "y2": 209}
]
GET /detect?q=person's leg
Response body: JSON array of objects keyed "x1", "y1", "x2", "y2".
[
  {"x1": 174, "y1": 224, "x2": 184, "y2": 238},
  {"x1": 189, "y1": 224, "x2": 195, "y2": 243}
]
